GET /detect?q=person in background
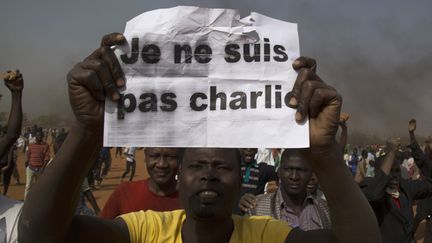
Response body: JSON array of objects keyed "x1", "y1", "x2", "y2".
[
  {"x1": 307, "y1": 173, "x2": 326, "y2": 201},
  {"x1": 239, "y1": 148, "x2": 331, "y2": 230},
  {"x1": 115, "y1": 147, "x2": 123, "y2": 158},
  {"x1": 121, "y1": 147, "x2": 137, "y2": 182},
  {"x1": 360, "y1": 135, "x2": 432, "y2": 243},
  {"x1": 100, "y1": 147, "x2": 182, "y2": 219},
  {"x1": 348, "y1": 148, "x2": 359, "y2": 177},
  {"x1": 355, "y1": 149, "x2": 374, "y2": 183},
  {"x1": 24, "y1": 130, "x2": 50, "y2": 199},
  {"x1": 406, "y1": 119, "x2": 432, "y2": 242},
  {"x1": 234, "y1": 148, "x2": 278, "y2": 214}
]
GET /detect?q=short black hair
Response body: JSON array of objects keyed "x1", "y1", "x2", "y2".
[{"x1": 280, "y1": 148, "x2": 310, "y2": 166}]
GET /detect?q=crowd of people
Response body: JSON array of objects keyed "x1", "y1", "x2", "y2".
[{"x1": 0, "y1": 33, "x2": 431, "y2": 243}]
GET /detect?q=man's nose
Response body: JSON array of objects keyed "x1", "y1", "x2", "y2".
[
  {"x1": 155, "y1": 156, "x2": 169, "y2": 167},
  {"x1": 289, "y1": 170, "x2": 299, "y2": 180},
  {"x1": 200, "y1": 167, "x2": 218, "y2": 182}
]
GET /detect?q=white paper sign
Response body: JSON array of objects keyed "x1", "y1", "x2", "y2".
[{"x1": 104, "y1": 6, "x2": 309, "y2": 148}]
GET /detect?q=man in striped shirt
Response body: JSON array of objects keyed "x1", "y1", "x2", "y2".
[
  {"x1": 239, "y1": 149, "x2": 331, "y2": 230},
  {"x1": 24, "y1": 130, "x2": 50, "y2": 198}
]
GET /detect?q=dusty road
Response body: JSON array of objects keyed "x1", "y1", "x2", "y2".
[{"x1": 6, "y1": 146, "x2": 149, "y2": 209}]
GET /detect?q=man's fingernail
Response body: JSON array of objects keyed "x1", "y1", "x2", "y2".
[
  {"x1": 116, "y1": 78, "x2": 125, "y2": 86},
  {"x1": 289, "y1": 97, "x2": 297, "y2": 106},
  {"x1": 295, "y1": 112, "x2": 303, "y2": 121}
]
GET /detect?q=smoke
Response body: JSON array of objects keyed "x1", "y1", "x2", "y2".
[{"x1": 0, "y1": 0, "x2": 431, "y2": 139}]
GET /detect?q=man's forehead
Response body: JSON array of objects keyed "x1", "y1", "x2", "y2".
[
  {"x1": 282, "y1": 155, "x2": 311, "y2": 168},
  {"x1": 183, "y1": 148, "x2": 239, "y2": 161},
  {"x1": 146, "y1": 147, "x2": 181, "y2": 153}
]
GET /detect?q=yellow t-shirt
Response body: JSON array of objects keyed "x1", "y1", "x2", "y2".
[{"x1": 120, "y1": 210, "x2": 291, "y2": 243}]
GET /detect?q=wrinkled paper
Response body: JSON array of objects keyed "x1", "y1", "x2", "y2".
[{"x1": 104, "y1": 6, "x2": 308, "y2": 148}]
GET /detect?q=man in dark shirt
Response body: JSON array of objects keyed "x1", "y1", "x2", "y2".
[
  {"x1": 234, "y1": 148, "x2": 278, "y2": 214},
  {"x1": 360, "y1": 136, "x2": 432, "y2": 243}
]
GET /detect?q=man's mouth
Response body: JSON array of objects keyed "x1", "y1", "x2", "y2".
[
  {"x1": 153, "y1": 170, "x2": 169, "y2": 177},
  {"x1": 288, "y1": 184, "x2": 301, "y2": 189},
  {"x1": 197, "y1": 190, "x2": 219, "y2": 203}
]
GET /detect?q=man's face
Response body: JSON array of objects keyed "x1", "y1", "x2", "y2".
[
  {"x1": 35, "y1": 131, "x2": 43, "y2": 143},
  {"x1": 279, "y1": 155, "x2": 312, "y2": 196},
  {"x1": 179, "y1": 148, "x2": 241, "y2": 220},
  {"x1": 145, "y1": 148, "x2": 180, "y2": 186},
  {"x1": 240, "y1": 148, "x2": 257, "y2": 164},
  {"x1": 388, "y1": 162, "x2": 401, "y2": 190},
  {"x1": 306, "y1": 173, "x2": 319, "y2": 194}
]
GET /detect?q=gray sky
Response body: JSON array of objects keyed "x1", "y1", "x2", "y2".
[{"x1": 1, "y1": 0, "x2": 431, "y2": 138}]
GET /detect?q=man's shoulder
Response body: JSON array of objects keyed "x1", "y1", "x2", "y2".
[{"x1": 232, "y1": 214, "x2": 291, "y2": 242}]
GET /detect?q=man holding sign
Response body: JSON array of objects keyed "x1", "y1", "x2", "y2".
[{"x1": 19, "y1": 7, "x2": 380, "y2": 243}]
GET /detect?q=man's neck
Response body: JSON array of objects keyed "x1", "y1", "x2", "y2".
[
  {"x1": 147, "y1": 179, "x2": 177, "y2": 196},
  {"x1": 281, "y1": 188, "x2": 307, "y2": 215},
  {"x1": 181, "y1": 216, "x2": 234, "y2": 243}
]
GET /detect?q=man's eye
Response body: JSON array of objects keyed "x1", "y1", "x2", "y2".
[
  {"x1": 148, "y1": 154, "x2": 160, "y2": 159},
  {"x1": 218, "y1": 166, "x2": 231, "y2": 171},
  {"x1": 189, "y1": 164, "x2": 202, "y2": 169}
]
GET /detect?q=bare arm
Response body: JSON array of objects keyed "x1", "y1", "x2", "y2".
[
  {"x1": 285, "y1": 57, "x2": 381, "y2": 243},
  {"x1": 0, "y1": 70, "x2": 23, "y2": 158},
  {"x1": 406, "y1": 119, "x2": 432, "y2": 177},
  {"x1": 18, "y1": 33, "x2": 129, "y2": 243}
]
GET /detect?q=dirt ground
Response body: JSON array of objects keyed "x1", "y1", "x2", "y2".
[
  {"x1": 6, "y1": 144, "x2": 149, "y2": 210},
  {"x1": 3, "y1": 140, "x2": 428, "y2": 242}
]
